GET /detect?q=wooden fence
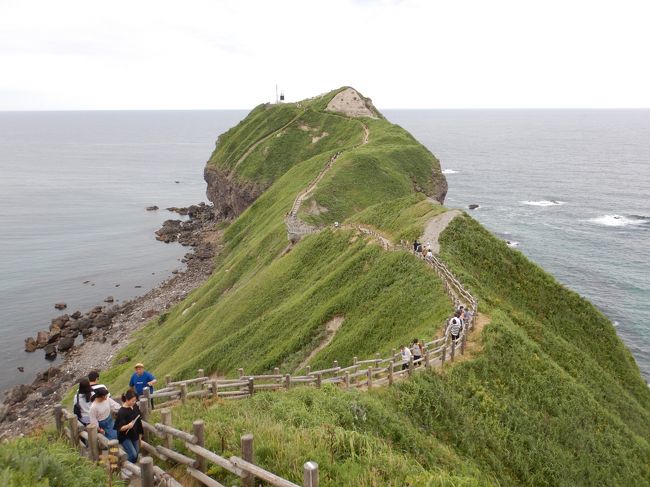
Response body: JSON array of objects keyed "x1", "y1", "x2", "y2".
[{"x1": 54, "y1": 403, "x2": 320, "y2": 486}]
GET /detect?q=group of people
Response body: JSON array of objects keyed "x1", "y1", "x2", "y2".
[
  {"x1": 412, "y1": 239, "x2": 434, "y2": 260},
  {"x1": 72, "y1": 363, "x2": 156, "y2": 463},
  {"x1": 398, "y1": 305, "x2": 472, "y2": 369}
]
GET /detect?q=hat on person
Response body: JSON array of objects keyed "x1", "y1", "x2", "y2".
[{"x1": 135, "y1": 363, "x2": 144, "y2": 368}]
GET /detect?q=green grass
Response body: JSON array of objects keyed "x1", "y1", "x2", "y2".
[{"x1": 0, "y1": 433, "x2": 124, "y2": 487}]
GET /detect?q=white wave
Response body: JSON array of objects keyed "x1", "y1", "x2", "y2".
[
  {"x1": 506, "y1": 240, "x2": 519, "y2": 247},
  {"x1": 589, "y1": 214, "x2": 647, "y2": 227},
  {"x1": 521, "y1": 200, "x2": 565, "y2": 207},
  {"x1": 442, "y1": 169, "x2": 459, "y2": 174}
]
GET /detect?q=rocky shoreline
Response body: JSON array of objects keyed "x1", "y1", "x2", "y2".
[{"x1": 0, "y1": 202, "x2": 221, "y2": 439}]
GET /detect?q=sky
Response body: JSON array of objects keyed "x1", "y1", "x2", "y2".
[{"x1": 1, "y1": 0, "x2": 649, "y2": 110}]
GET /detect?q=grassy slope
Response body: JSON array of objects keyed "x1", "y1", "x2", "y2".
[
  {"x1": 100, "y1": 88, "x2": 451, "y2": 389},
  {"x1": 54, "y1": 88, "x2": 650, "y2": 486},
  {"x1": 0, "y1": 433, "x2": 123, "y2": 487}
]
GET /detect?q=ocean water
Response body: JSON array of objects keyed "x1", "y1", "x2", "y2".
[
  {"x1": 385, "y1": 109, "x2": 650, "y2": 381},
  {"x1": 1, "y1": 110, "x2": 648, "y2": 395},
  {"x1": 0, "y1": 110, "x2": 246, "y2": 392}
]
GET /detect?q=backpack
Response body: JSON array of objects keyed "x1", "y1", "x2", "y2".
[{"x1": 73, "y1": 393, "x2": 82, "y2": 421}]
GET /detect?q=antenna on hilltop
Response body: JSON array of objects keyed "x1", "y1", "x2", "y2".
[{"x1": 275, "y1": 84, "x2": 285, "y2": 104}]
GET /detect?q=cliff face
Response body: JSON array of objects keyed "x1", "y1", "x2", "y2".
[{"x1": 203, "y1": 165, "x2": 263, "y2": 219}]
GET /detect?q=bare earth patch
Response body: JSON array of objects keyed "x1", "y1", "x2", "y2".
[
  {"x1": 296, "y1": 316, "x2": 345, "y2": 371},
  {"x1": 326, "y1": 88, "x2": 377, "y2": 118}
]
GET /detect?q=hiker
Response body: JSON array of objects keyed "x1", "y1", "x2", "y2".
[
  {"x1": 418, "y1": 340, "x2": 426, "y2": 358},
  {"x1": 73, "y1": 378, "x2": 93, "y2": 426},
  {"x1": 464, "y1": 307, "x2": 473, "y2": 326},
  {"x1": 446, "y1": 311, "x2": 463, "y2": 342},
  {"x1": 425, "y1": 248, "x2": 433, "y2": 260},
  {"x1": 89, "y1": 387, "x2": 120, "y2": 440},
  {"x1": 400, "y1": 345, "x2": 412, "y2": 370},
  {"x1": 410, "y1": 339, "x2": 422, "y2": 365},
  {"x1": 115, "y1": 390, "x2": 143, "y2": 463},
  {"x1": 412, "y1": 240, "x2": 420, "y2": 253},
  {"x1": 129, "y1": 363, "x2": 156, "y2": 407},
  {"x1": 88, "y1": 370, "x2": 110, "y2": 400}
]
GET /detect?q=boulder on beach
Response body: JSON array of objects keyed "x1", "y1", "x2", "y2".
[
  {"x1": 24, "y1": 337, "x2": 37, "y2": 353},
  {"x1": 104, "y1": 296, "x2": 114, "y2": 303},
  {"x1": 146, "y1": 205, "x2": 159, "y2": 211},
  {"x1": 70, "y1": 310, "x2": 82, "y2": 319},
  {"x1": 48, "y1": 324, "x2": 61, "y2": 342},
  {"x1": 54, "y1": 303, "x2": 67, "y2": 310},
  {"x1": 35, "y1": 330, "x2": 49, "y2": 348},
  {"x1": 57, "y1": 336, "x2": 75, "y2": 352},
  {"x1": 51, "y1": 314, "x2": 70, "y2": 328},
  {"x1": 94, "y1": 314, "x2": 111, "y2": 329},
  {"x1": 44, "y1": 344, "x2": 57, "y2": 360}
]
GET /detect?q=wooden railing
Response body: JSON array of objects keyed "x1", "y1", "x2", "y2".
[{"x1": 54, "y1": 403, "x2": 320, "y2": 486}]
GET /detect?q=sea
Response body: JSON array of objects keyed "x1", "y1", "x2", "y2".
[{"x1": 0, "y1": 109, "x2": 648, "y2": 394}]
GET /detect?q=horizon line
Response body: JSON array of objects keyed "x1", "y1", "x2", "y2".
[{"x1": 2, "y1": 107, "x2": 650, "y2": 112}]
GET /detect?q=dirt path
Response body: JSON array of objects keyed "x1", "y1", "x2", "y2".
[
  {"x1": 296, "y1": 316, "x2": 345, "y2": 371},
  {"x1": 421, "y1": 209, "x2": 461, "y2": 254}
]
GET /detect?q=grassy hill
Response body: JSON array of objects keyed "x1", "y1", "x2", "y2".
[{"x1": 52, "y1": 88, "x2": 650, "y2": 485}]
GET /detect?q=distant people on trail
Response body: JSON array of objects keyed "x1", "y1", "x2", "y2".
[
  {"x1": 73, "y1": 378, "x2": 93, "y2": 426},
  {"x1": 89, "y1": 387, "x2": 120, "y2": 440},
  {"x1": 413, "y1": 240, "x2": 420, "y2": 253},
  {"x1": 410, "y1": 339, "x2": 422, "y2": 364},
  {"x1": 115, "y1": 390, "x2": 144, "y2": 463},
  {"x1": 130, "y1": 363, "x2": 156, "y2": 408},
  {"x1": 426, "y1": 249, "x2": 433, "y2": 260},
  {"x1": 446, "y1": 310, "x2": 463, "y2": 342},
  {"x1": 88, "y1": 370, "x2": 110, "y2": 400},
  {"x1": 400, "y1": 345, "x2": 412, "y2": 370}
]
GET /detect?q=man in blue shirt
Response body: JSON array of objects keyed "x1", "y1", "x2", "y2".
[{"x1": 129, "y1": 363, "x2": 156, "y2": 405}]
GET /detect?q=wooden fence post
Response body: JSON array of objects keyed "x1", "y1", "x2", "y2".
[
  {"x1": 306, "y1": 365, "x2": 311, "y2": 375},
  {"x1": 198, "y1": 368, "x2": 204, "y2": 378},
  {"x1": 140, "y1": 456, "x2": 154, "y2": 487},
  {"x1": 388, "y1": 361, "x2": 394, "y2": 385},
  {"x1": 352, "y1": 356, "x2": 358, "y2": 366},
  {"x1": 143, "y1": 387, "x2": 151, "y2": 408},
  {"x1": 238, "y1": 368, "x2": 244, "y2": 379},
  {"x1": 304, "y1": 461, "x2": 319, "y2": 487},
  {"x1": 193, "y1": 420, "x2": 206, "y2": 472},
  {"x1": 344, "y1": 371, "x2": 350, "y2": 388},
  {"x1": 461, "y1": 331, "x2": 467, "y2": 355},
  {"x1": 68, "y1": 413, "x2": 79, "y2": 449},
  {"x1": 210, "y1": 379, "x2": 218, "y2": 398},
  {"x1": 316, "y1": 373, "x2": 322, "y2": 388},
  {"x1": 161, "y1": 408, "x2": 172, "y2": 449},
  {"x1": 424, "y1": 351, "x2": 430, "y2": 368},
  {"x1": 408, "y1": 356, "x2": 414, "y2": 376},
  {"x1": 138, "y1": 398, "x2": 149, "y2": 442},
  {"x1": 87, "y1": 423, "x2": 99, "y2": 461},
  {"x1": 165, "y1": 374, "x2": 172, "y2": 386},
  {"x1": 366, "y1": 368, "x2": 373, "y2": 388},
  {"x1": 108, "y1": 439, "x2": 121, "y2": 475},
  {"x1": 180, "y1": 383, "x2": 188, "y2": 404},
  {"x1": 274, "y1": 367, "x2": 280, "y2": 377},
  {"x1": 441, "y1": 338, "x2": 447, "y2": 365},
  {"x1": 451, "y1": 338, "x2": 456, "y2": 362},
  {"x1": 53, "y1": 404, "x2": 63, "y2": 436},
  {"x1": 285, "y1": 374, "x2": 291, "y2": 390},
  {"x1": 241, "y1": 434, "x2": 254, "y2": 487},
  {"x1": 247, "y1": 378, "x2": 254, "y2": 397}
]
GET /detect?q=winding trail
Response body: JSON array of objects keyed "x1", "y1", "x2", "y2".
[{"x1": 286, "y1": 121, "x2": 369, "y2": 241}]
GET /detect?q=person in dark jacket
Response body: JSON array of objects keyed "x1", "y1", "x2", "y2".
[{"x1": 114, "y1": 390, "x2": 143, "y2": 463}]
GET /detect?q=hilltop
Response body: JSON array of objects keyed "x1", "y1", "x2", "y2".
[{"x1": 5, "y1": 87, "x2": 650, "y2": 486}]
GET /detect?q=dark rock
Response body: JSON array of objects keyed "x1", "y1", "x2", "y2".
[
  {"x1": 81, "y1": 327, "x2": 93, "y2": 338},
  {"x1": 70, "y1": 310, "x2": 82, "y2": 319},
  {"x1": 115, "y1": 284, "x2": 120, "y2": 287},
  {"x1": 100, "y1": 336, "x2": 107, "y2": 343},
  {"x1": 146, "y1": 205, "x2": 159, "y2": 211},
  {"x1": 44, "y1": 344, "x2": 57, "y2": 360},
  {"x1": 77, "y1": 318, "x2": 92, "y2": 330},
  {"x1": 111, "y1": 339, "x2": 119, "y2": 346},
  {"x1": 51, "y1": 314, "x2": 70, "y2": 328},
  {"x1": 135, "y1": 285, "x2": 142, "y2": 288},
  {"x1": 0, "y1": 404, "x2": 7, "y2": 423},
  {"x1": 175, "y1": 180, "x2": 180, "y2": 183},
  {"x1": 35, "y1": 330, "x2": 49, "y2": 348},
  {"x1": 24, "y1": 337, "x2": 37, "y2": 352},
  {"x1": 54, "y1": 303, "x2": 67, "y2": 310},
  {"x1": 94, "y1": 314, "x2": 111, "y2": 329},
  {"x1": 104, "y1": 296, "x2": 114, "y2": 303},
  {"x1": 40, "y1": 386, "x2": 57, "y2": 397},
  {"x1": 10, "y1": 384, "x2": 32, "y2": 403},
  {"x1": 117, "y1": 356, "x2": 130, "y2": 365},
  {"x1": 17, "y1": 366, "x2": 24, "y2": 372},
  {"x1": 83, "y1": 280, "x2": 90, "y2": 284},
  {"x1": 91, "y1": 306, "x2": 103, "y2": 314},
  {"x1": 67, "y1": 320, "x2": 80, "y2": 331},
  {"x1": 48, "y1": 325, "x2": 61, "y2": 342},
  {"x1": 142, "y1": 309, "x2": 157, "y2": 319},
  {"x1": 468, "y1": 204, "x2": 480, "y2": 210},
  {"x1": 57, "y1": 336, "x2": 75, "y2": 352}
]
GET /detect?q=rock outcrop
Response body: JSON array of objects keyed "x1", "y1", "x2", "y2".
[{"x1": 204, "y1": 165, "x2": 263, "y2": 219}]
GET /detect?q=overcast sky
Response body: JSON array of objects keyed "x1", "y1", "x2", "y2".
[{"x1": 1, "y1": 0, "x2": 649, "y2": 110}]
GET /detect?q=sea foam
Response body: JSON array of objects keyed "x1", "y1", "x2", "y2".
[
  {"x1": 442, "y1": 169, "x2": 459, "y2": 174},
  {"x1": 521, "y1": 200, "x2": 565, "y2": 207},
  {"x1": 589, "y1": 214, "x2": 648, "y2": 227}
]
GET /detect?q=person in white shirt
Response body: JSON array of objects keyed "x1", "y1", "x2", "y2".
[
  {"x1": 89, "y1": 387, "x2": 121, "y2": 440},
  {"x1": 400, "y1": 345, "x2": 412, "y2": 370},
  {"x1": 73, "y1": 378, "x2": 93, "y2": 426},
  {"x1": 88, "y1": 370, "x2": 111, "y2": 400},
  {"x1": 446, "y1": 311, "x2": 463, "y2": 341}
]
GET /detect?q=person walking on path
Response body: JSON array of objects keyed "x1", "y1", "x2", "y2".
[
  {"x1": 115, "y1": 390, "x2": 143, "y2": 463},
  {"x1": 446, "y1": 311, "x2": 463, "y2": 342},
  {"x1": 89, "y1": 387, "x2": 120, "y2": 440},
  {"x1": 88, "y1": 370, "x2": 111, "y2": 400},
  {"x1": 410, "y1": 339, "x2": 422, "y2": 365},
  {"x1": 400, "y1": 345, "x2": 412, "y2": 370},
  {"x1": 73, "y1": 378, "x2": 93, "y2": 426}
]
